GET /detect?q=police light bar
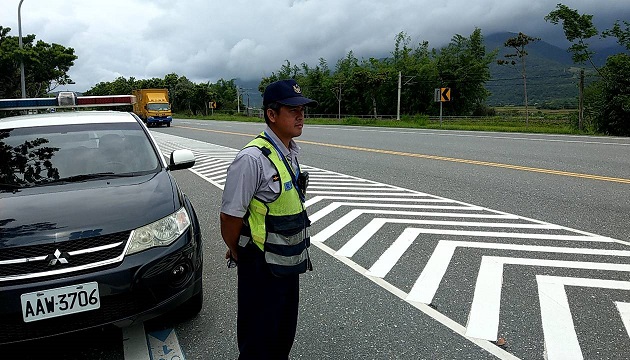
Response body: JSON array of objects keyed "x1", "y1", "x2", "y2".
[{"x1": 0, "y1": 92, "x2": 136, "y2": 111}]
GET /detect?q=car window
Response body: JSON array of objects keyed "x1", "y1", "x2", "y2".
[
  {"x1": 0, "y1": 122, "x2": 160, "y2": 188},
  {"x1": 147, "y1": 103, "x2": 170, "y2": 111}
]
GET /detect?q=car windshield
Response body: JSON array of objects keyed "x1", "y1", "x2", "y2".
[
  {"x1": 147, "y1": 103, "x2": 170, "y2": 111},
  {"x1": 0, "y1": 122, "x2": 160, "y2": 189}
]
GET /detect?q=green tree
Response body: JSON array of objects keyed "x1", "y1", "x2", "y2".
[
  {"x1": 545, "y1": 4, "x2": 600, "y2": 72},
  {"x1": 390, "y1": 34, "x2": 438, "y2": 116},
  {"x1": 497, "y1": 32, "x2": 540, "y2": 126},
  {"x1": 546, "y1": 4, "x2": 630, "y2": 135},
  {"x1": 213, "y1": 78, "x2": 238, "y2": 111},
  {"x1": 602, "y1": 20, "x2": 630, "y2": 51},
  {"x1": 592, "y1": 54, "x2": 630, "y2": 135},
  {"x1": 437, "y1": 28, "x2": 495, "y2": 116},
  {"x1": 0, "y1": 26, "x2": 77, "y2": 98},
  {"x1": 358, "y1": 58, "x2": 391, "y2": 118}
]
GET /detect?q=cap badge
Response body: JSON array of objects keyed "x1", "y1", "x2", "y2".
[{"x1": 293, "y1": 84, "x2": 302, "y2": 94}]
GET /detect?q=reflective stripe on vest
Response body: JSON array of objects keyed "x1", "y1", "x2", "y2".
[{"x1": 244, "y1": 134, "x2": 310, "y2": 275}]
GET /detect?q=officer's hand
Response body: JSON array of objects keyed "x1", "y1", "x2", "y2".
[
  {"x1": 226, "y1": 249, "x2": 238, "y2": 268},
  {"x1": 226, "y1": 248, "x2": 238, "y2": 262}
]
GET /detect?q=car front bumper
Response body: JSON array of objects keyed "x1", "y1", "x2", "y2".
[{"x1": 0, "y1": 229, "x2": 202, "y2": 344}]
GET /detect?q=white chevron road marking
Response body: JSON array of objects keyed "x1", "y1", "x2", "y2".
[
  {"x1": 336, "y1": 219, "x2": 566, "y2": 258},
  {"x1": 406, "y1": 240, "x2": 630, "y2": 304},
  {"x1": 308, "y1": 201, "x2": 482, "y2": 223},
  {"x1": 536, "y1": 276, "x2": 630, "y2": 360},
  {"x1": 466, "y1": 257, "x2": 630, "y2": 341},
  {"x1": 304, "y1": 195, "x2": 436, "y2": 207},
  {"x1": 310, "y1": 209, "x2": 515, "y2": 243}
]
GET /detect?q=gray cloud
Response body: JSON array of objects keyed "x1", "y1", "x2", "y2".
[{"x1": 2, "y1": 0, "x2": 628, "y2": 92}]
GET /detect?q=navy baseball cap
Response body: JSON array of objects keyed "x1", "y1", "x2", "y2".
[{"x1": 263, "y1": 79, "x2": 318, "y2": 108}]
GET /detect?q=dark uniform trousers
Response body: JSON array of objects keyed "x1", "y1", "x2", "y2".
[{"x1": 237, "y1": 241, "x2": 300, "y2": 360}]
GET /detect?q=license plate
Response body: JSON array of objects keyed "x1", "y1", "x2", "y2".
[{"x1": 21, "y1": 282, "x2": 100, "y2": 323}]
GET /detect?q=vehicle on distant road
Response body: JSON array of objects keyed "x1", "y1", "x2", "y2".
[
  {"x1": 132, "y1": 88, "x2": 173, "y2": 127},
  {"x1": 0, "y1": 93, "x2": 203, "y2": 344}
]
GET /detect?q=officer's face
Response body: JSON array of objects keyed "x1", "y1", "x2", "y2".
[{"x1": 268, "y1": 105, "x2": 305, "y2": 144}]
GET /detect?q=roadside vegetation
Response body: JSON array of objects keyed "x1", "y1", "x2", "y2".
[{"x1": 175, "y1": 106, "x2": 589, "y2": 135}]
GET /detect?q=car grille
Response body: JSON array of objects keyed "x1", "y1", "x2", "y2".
[{"x1": 0, "y1": 231, "x2": 130, "y2": 282}]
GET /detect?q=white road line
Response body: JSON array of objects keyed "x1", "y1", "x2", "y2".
[
  {"x1": 308, "y1": 185, "x2": 408, "y2": 191},
  {"x1": 466, "y1": 257, "x2": 630, "y2": 341},
  {"x1": 203, "y1": 167, "x2": 231, "y2": 177},
  {"x1": 189, "y1": 168, "x2": 225, "y2": 189},
  {"x1": 311, "y1": 209, "x2": 512, "y2": 243},
  {"x1": 536, "y1": 276, "x2": 582, "y2": 360},
  {"x1": 122, "y1": 323, "x2": 150, "y2": 360},
  {"x1": 312, "y1": 125, "x2": 630, "y2": 146},
  {"x1": 406, "y1": 240, "x2": 630, "y2": 304},
  {"x1": 307, "y1": 191, "x2": 430, "y2": 196},
  {"x1": 304, "y1": 195, "x2": 435, "y2": 207},
  {"x1": 537, "y1": 276, "x2": 630, "y2": 360},
  {"x1": 366, "y1": 228, "x2": 417, "y2": 277},
  {"x1": 616, "y1": 302, "x2": 630, "y2": 338},
  {"x1": 309, "y1": 201, "x2": 480, "y2": 223},
  {"x1": 308, "y1": 182, "x2": 386, "y2": 186},
  {"x1": 196, "y1": 163, "x2": 229, "y2": 172},
  {"x1": 336, "y1": 219, "x2": 563, "y2": 258}
]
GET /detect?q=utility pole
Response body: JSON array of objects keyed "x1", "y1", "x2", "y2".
[
  {"x1": 396, "y1": 72, "x2": 415, "y2": 121},
  {"x1": 18, "y1": 0, "x2": 26, "y2": 98},
  {"x1": 396, "y1": 71, "x2": 401, "y2": 120},
  {"x1": 236, "y1": 87, "x2": 240, "y2": 113},
  {"x1": 338, "y1": 84, "x2": 341, "y2": 119},
  {"x1": 578, "y1": 69, "x2": 584, "y2": 130}
]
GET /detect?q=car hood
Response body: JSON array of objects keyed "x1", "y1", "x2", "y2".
[{"x1": 0, "y1": 171, "x2": 179, "y2": 248}]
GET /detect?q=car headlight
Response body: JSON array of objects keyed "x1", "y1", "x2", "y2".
[{"x1": 126, "y1": 207, "x2": 191, "y2": 255}]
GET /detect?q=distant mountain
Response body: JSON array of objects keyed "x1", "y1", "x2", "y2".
[
  {"x1": 234, "y1": 79, "x2": 263, "y2": 108},
  {"x1": 484, "y1": 32, "x2": 625, "y2": 107},
  {"x1": 236, "y1": 33, "x2": 625, "y2": 110}
]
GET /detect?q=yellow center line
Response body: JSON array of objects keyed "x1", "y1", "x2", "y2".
[{"x1": 175, "y1": 125, "x2": 630, "y2": 185}]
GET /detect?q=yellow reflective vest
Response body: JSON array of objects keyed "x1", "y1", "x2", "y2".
[{"x1": 242, "y1": 134, "x2": 311, "y2": 276}]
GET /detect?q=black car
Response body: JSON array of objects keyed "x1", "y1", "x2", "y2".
[{"x1": 0, "y1": 100, "x2": 203, "y2": 344}]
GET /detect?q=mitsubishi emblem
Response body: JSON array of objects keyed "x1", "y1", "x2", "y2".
[{"x1": 47, "y1": 249, "x2": 69, "y2": 266}]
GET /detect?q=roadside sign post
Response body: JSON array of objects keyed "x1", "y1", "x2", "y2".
[{"x1": 435, "y1": 88, "x2": 451, "y2": 127}]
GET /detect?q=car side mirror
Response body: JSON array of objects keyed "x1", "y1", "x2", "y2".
[{"x1": 168, "y1": 149, "x2": 195, "y2": 171}]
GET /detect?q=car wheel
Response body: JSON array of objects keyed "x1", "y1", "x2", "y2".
[{"x1": 167, "y1": 123, "x2": 171, "y2": 127}]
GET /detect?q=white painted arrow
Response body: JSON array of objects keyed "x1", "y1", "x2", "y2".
[
  {"x1": 466, "y1": 257, "x2": 630, "y2": 341},
  {"x1": 537, "y1": 276, "x2": 630, "y2": 360},
  {"x1": 406, "y1": 240, "x2": 630, "y2": 304}
]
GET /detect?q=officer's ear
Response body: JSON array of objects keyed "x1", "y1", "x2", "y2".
[{"x1": 266, "y1": 108, "x2": 278, "y2": 124}]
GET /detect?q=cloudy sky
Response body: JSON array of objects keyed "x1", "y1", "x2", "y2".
[{"x1": 1, "y1": 0, "x2": 628, "y2": 92}]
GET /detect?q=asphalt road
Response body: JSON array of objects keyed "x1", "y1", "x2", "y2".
[{"x1": 7, "y1": 119, "x2": 629, "y2": 360}]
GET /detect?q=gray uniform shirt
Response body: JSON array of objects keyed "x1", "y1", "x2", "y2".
[{"x1": 220, "y1": 126, "x2": 301, "y2": 218}]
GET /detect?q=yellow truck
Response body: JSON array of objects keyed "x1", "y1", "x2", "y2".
[{"x1": 132, "y1": 89, "x2": 173, "y2": 127}]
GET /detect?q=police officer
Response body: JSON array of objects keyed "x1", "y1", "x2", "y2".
[{"x1": 220, "y1": 79, "x2": 317, "y2": 359}]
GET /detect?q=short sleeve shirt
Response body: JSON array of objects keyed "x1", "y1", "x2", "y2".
[{"x1": 220, "y1": 126, "x2": 301, "y2": 218}]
